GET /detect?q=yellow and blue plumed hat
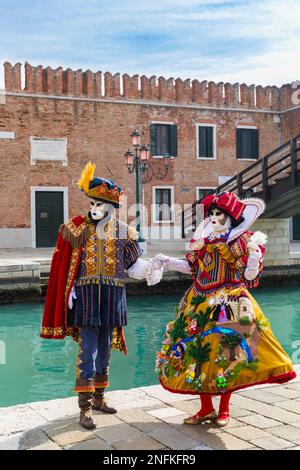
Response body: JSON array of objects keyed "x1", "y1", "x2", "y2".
[{"x1": 77, "y1": 162, "x2": 124, "y2": 207}]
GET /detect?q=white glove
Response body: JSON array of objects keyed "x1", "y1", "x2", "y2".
[
  {"x1": 247, "y1": 241, "x2": 261, "y2": 253},
  {"x1": 244, "y1": 251, "x2": 262, "y2": 281},
  {"x1": 68, "y1": 285, "x2": 77, "y2": 309},
  {"x1": 153, "y1": 254, "x2": 192, "y2": 274},
  {"x1": 244, "y1": 231, "x2": 267, "y2": 281},
  {"x1": 146, "y1": 259, "x2": 164, "y2": 286},
  {"x1": 127, "y1": 258, "x2": 163, "y2": 286},
  {"x1": 127, "y1": 258, "x2": 149, "y2": 279}
]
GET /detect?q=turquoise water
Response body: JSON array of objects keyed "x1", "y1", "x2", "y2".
[{"x1": 0, "y1": 287, "x2": 300, "y2": 407}]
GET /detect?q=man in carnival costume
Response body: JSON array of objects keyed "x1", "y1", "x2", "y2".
[
  {"x1": 41, "y1": 162, "x2": 162, "y2": 430},
  {"x1": 154, "y1": 192, "x2": 296, "y2": 427}
]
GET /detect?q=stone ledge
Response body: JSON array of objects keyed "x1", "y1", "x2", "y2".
[
  {"x1": 0, "y1": 262, "x2": 40, "y2": 273},
  {"x1": 1, "y1": 265, "x2": 300, "y2": 303}
]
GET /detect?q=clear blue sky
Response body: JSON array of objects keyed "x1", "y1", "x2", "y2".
[{"x1": 0, "y1": 0, "x2": 299, "y2": 88}]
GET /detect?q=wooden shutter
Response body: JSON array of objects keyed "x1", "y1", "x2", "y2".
[
  {"x1": 206, "y1": 127, "x2": 213, "y2": 158},
  {"x1": 236, "y1": 128, "x2": 243, "y2": 159},
  {"x1": 150, "y1": 124, "x2": 157, "y2": 156},
  {"x1": 199, "y1": 126, "x2": 207, "y2": 158},
  {"x1": 251, "y1": 129, "x2": 259, "y2": 159},
  {"x1": 169, "y1": 125, "x2": 177, "y2": 157},
  {"x1": 199, "y1": 126, "x2": 213, "y2": 158}
]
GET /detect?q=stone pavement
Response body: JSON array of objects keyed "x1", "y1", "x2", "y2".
[{"x1": 1, "y1": 365, "x2": 300, "y2": 451}]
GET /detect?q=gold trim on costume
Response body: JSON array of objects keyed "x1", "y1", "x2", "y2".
[
  {"x1": 64, "y1": 247, "x2": 80, "y2": 314},
  {"x1": 40, "y1": 326, "x2": 65, "y2": 337},
  {"x1": 111, "y1": 327, "x2": 125, "y2": 352},
  {"x1": 104, "y1": 218, "x2": 118, "y2": 277},
  {"x1": 87, "y1": 184, "x2": 123, "y2": 205},
  {"x1": 65, "y1": 220, "x2": 88, "y2": 237}
]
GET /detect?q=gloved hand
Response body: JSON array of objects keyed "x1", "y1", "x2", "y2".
[
  {"x1": 244, "y1": 251, "x2": 262, "y2": 280},
  {"x1": 247, "y1": 250, "x2": 262, "y2": 267},
  {"x1": 153, "y1": 253, "x2": 192, "y2": 275},
  {"x1": 68, "y1": 285, "x2": 77, "y2": 309},
  {"x1": 247, "y1": 240, "x2": 262, "y2": 255},
  {"x1": 152, "y1": 254, "x2": 171, "y2": 269}
]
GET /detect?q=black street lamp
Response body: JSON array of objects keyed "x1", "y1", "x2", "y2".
[{"x1": 125, "y1": 130, "x2": 170, "y2": 242}]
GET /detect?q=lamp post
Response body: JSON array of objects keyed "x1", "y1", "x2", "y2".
[{"x1": 125, "y1": 129, "x2": 170, "y2": 242}]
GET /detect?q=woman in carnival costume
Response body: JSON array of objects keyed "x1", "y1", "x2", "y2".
[{"x1": 154, "y1": 192, "x2": 296, "y2": 427}]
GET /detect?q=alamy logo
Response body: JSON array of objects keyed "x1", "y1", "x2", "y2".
[
  {"x1": 0, "y1": 340, "x2": 6, "y2": 364},
  {"x1": 291, "y1": 340, "x2": 300, "y2": 364},
  {"x1": 291, "y1": 81, "x2": 300, "y2": 106}
]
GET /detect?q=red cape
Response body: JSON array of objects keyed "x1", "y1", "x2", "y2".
[{"x1": 40, "y1": 215, "x2": 84, "y2": 340}]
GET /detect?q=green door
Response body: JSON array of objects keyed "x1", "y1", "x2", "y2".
[
  {"x1": 35, "y1": 191, "x2": 64, "y2": 247},
  {"x1": 292, "y1": 213, "x2": 300, "y2": 241}
]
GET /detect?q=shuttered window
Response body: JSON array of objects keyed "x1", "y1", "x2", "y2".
[
  {"x1": 150, "y1": 124, "x2": 177, "y2": 157},
  {"x1": 198, "y1": 125, "x2": 215, "y2": 159},
  {"x1": 197, "y1": 188, "x2": 214, "y2": 202},
  {"x1": 154, "y1": 188, "x2": 172, "y2": 222},
  {"x1": 236, "y1": 128, "x2": 259, "y2": 159}
]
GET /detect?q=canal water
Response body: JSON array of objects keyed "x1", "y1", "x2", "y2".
[{"x1": 0, "y1": 287, "x2": 300, "y2": 407}]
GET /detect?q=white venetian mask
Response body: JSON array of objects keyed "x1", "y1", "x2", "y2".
[
  {"x1": 208, "y1": 207, "x2": 232, "y2": 233},
  {"x1": 89, "y1": 198, "x2": 108, "y2": 221}
]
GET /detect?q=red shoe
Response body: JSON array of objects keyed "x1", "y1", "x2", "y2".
[
  {"x1": 216, "y1": 412, "x2": 229, "y2": 427},
  {"x1": 184, "y1": 410, "x2": 217, "y2": 425}
]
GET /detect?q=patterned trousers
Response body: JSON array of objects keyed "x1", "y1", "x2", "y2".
[{"x1": 74, "y1": 326, "x2": 114, "y2": 392}]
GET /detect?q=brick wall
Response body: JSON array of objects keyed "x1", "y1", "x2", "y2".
[{"x1": 1, "y1": 62, "x2": 300, "y2": 247}]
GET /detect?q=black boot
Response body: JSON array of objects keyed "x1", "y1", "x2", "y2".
[
  {"x1": 78, "y1": 392, "x2": 97, "y2": 430},
  {"x1": 92, "y1": 388, "x2": 117, "y2": 414}
]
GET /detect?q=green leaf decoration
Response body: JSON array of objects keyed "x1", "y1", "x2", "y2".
[
  {"x1": 169, "y1": 312, "x2": 188, "y2": 343},
  {"x1": 220, "y1": 333, "x2": 241, "y2": 349},
  {"x1": 190, "y1": 295, "x2": 206, "y2": 307},
  {"x1": 190, "y1": 339, "x2": 212, "y2": 364},
  {"x1": 238, "y1": 316, "x2": 251, "y2": 326}
]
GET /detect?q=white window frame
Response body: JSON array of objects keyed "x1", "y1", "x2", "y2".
[
  {"x1": 151, "y1": 121, "x2": 176, "y2": 159},
  {"x1": 30, "y1": 186, "x2": 69, "y2": 248},
  {"x1": 196, "y1": 186, "x2": 215, "y2": 201},
  {"x1": 196, "y1": 123, "x2": 217, "y2": 160},
  {"x1": 152, "y1": 185, "x2": 175, "y2": 224},
  {"x1": 195, "y1": 186, "x2": 215, "y2": 225},
  {"x1": 236, "y1": 125, "x2": 259, "y2": 162}
]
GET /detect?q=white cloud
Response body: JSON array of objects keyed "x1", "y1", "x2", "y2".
[{"x1": 0, "y1": 0, "x2": 300, "y2": 88}]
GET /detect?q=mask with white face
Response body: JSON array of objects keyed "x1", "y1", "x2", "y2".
[
  {"x1": 208, "y1": 207, "x2": 232, "y2": 233},
  {"x1": 89, "y1": 199, "x2": 108, "y2": 221}
]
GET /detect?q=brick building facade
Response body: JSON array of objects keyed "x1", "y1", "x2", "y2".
[{"x1": 0, "y1": 61, "x2": 299, "y2": 248}]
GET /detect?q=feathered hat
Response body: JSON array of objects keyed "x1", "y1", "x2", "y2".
[{"x1": 77, "y1": 162, "x2": 124, "y2": 207}]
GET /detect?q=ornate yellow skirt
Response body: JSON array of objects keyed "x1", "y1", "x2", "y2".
[{"x1": 157, "y1": 285, "x2": 296, "y2": 395}]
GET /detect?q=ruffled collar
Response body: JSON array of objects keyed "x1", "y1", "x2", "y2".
[{"x1": 207, "y1": 228, "x2": 231, "y2": 241}]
